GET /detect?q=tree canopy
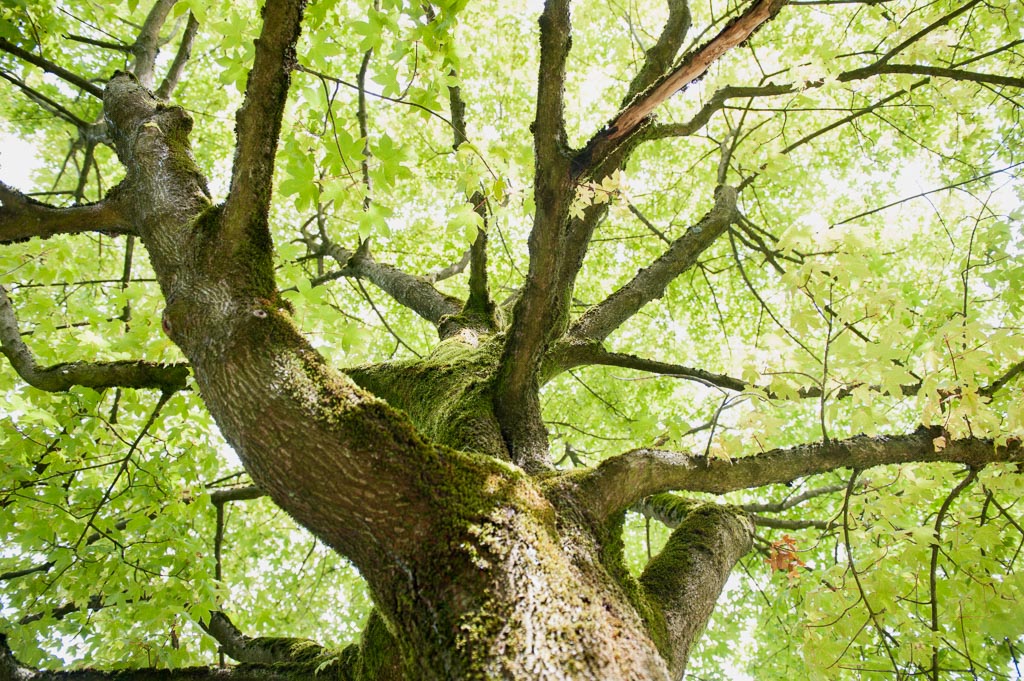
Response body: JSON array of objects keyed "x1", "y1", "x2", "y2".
[{"x1": 0, "y1": 0, "x2": 1022, "y2": 678}]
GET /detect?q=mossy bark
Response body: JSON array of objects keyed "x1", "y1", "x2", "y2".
[{"x1": 95, "y1": 71, "x2": 750, "y2": 681}]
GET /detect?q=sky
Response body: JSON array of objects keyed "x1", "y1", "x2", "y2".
[{"x1": 0, "y1": 131, "x2": 41, "y2": 191}]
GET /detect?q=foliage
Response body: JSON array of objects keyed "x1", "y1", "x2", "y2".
[{"x1": 1, "y1": 0, "x2": 1023, "y2": 677}]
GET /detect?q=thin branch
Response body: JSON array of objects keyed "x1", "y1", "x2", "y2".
[
  {"x1": 73, "y1": 392, "x2": 172, "y2": 550},
  {"x1": 0, "y1": 285, "x2": 190, "y2": 392},
  {"x1": 875, "y1": 0, "x2": 982, "y2": 67},
  {"x1": 549, "y1": 342, "x2": 747, "y2": 392},
  {"x1": 155, "y1": 13, "x2": 200, "y2": 100},
  {"x1": 573, "y1": 426, "x2": 1022, "y2": 520},
  {"x1": 751, "y1": 515, "x2": 830, "y2": 530},
  {"x1": 0, "y1": 70, "x2": 90, "y2": 128},
  {"x1": 0, "y1": 37, "x2": 105, "y2": 98},
  {"x1": 351, "y1": 277, "x2": 422, "y2": 358},
  {"x1": 356, "y1": 36, "x2": 374, "y2": 209},
  {"x1": 63, "y1": 33, "x2": 132, "y2": 53},
  {"x1": 296, "y1": 65, "x2": 456, "y2": 131},
  {"x1": 625, "y1": 200, "x2": 671, "y2": 244},
  {"x1": 569, "y1": 185, "x2": 738, "y2": 342},
  {"x1": 834, "y1": 162, "x2": 1024, "y2": 226},
  {"x1": 842, "y1": 469, "x2": 900, "y2": 672},
  {"x1": 981, "y1": 360, "x2": 1024, "y2": 398},
  {"x1": 424, "y1": 247, "x2": 471, "y2": 283},
  {"x1": 930, "y1": 469, "x2": 977, "y2": 681}
]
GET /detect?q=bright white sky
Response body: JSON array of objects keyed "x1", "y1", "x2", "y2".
[{"x1": 0, "y1": 131, "x2": 41, "y2": 191}]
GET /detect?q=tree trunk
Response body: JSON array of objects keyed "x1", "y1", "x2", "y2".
[{"x1": 91, "y1": 69, "x2": 751, "y2": 681}]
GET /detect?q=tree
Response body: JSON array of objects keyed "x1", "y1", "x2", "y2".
[{"x1": 0, "y1": 0, "x2": 1022, "y2": 677}]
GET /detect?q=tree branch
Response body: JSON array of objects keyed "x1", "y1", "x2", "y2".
[
  {"x1": 131, "y1": 0, "x2": 178, "y2": 87},
  {"x1": 313, "y1": 239, "x2": 463, "y2": 327},
  {"x1": 0, "y1": 183, "x2": 132, "y2": 243},
  {"x1": 0, "y1": 70, "x2": 90, "y2": 129},
  {"x1": 741, "y1": 483, "x2": 847, "y2": 513},
  {"x1": 547, "y1": 341, "x2": 747, "y2": 392},
  {"x1": 845, "y1": 63, "x2": 1024, "y2": 89},
  {"x1": 622, "y1": 0, "x2": 692, "y2": 105},
  {"x1": 0, "y1": 632, "x2": 323, "y2": 681},
  {"x1": 982, "y1": 359, "x2": 1024, "y2": 397},
  {"x1": 200, "y1": 611, "x2": 328, "y2": 666},
  {"x1": 636, "y1": 495, "x2": 754, "y2": 675},
  {"x1": 156, "y1": 13, "x2": 200, "y2": 100},
  {"x1": 491, "y1": 0, "x2": 576, "y2": 469},
  {"x1": 606, "y1": 0, "x2": 788, "y2": 142},
  {"x1": 874, "y1": 0, "x2": 982, "y2": 67},
  {"x1": 569, "y1": 185, "x2": 738, "y2": 342},
  {"x1": 446, "y1": 66, "x2": 494, "y2": 331},
  {"x1": 0, "y1": 37, "x2": 105, "y2": 99},
  {"x1": 221, "y1": 0, "x2": 305, "y2": 255},
  {"x1": 0, "y1": 285, "x2": 189, "y2": 392},
  {"x1": 645, "y1": 57, "x2": 1016, "y2": 146},
  {"x1": 424, "y1": 247, "x2": 471, "y2": 284},
  {"x1": 574, "y1": 426, "x2": 1023, "y2": 521}
]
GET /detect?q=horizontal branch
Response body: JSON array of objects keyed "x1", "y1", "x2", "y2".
[
  {"x1": 201, "y1": 611, "x2": 328, "y2": 666},
  {"x1": 741, "y1": 483, "x2": 847, "y2": 513},
  {"x1": 750, "y1": 514, "x2": 830, "y2": 530},
  {"x1": 548, "y1": 342, "x2": 747, "y2": 391},
  {"x1": 575, "y1": 426, "x2": 1023, "y2": 520},
  {"x1": 646, "y1": 59, "x2": 1021, "y2": 144},
  {"x1": 0, "y1": 632, "x2": 314, "y2": 681},
  {"x1": 0, "y1": 183, "x2": 133, "y2": 244},
  {"x1": 209, "y1": 485, "x2": 266, "y2": 505},
  {"x1": 0, "y1": 285, "x2": 189, "y2": 392},
  {"x1": 846, "y1": 63, "x2": 1024, "y2": 89}
]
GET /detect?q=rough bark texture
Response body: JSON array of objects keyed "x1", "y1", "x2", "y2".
[
  {"x1": 4, "y1": 0, "x2": 1021, "y2": 679},
  {"x1": 88, "y1": 54, "x2": 686, "y2": 681}
]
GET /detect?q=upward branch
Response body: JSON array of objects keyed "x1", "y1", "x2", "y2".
[
  {"x1": 622, "y1": 0, "x2": 692, "y2": 104},
  {"x1": 221, "y1": 0, "x2": 306, "y2": 255},
  {"x1": 131, "y1": 0, "x2": 178, "y2": 87},
  {"x1": 493, "y1": 0, "x2": 575, "y2": 470},
  {"x1": 607, "y1": 0, "x2": 788, "y2": 141},
  {"x1": 569, "y1": 185, "x2": 738, "y2": 342}
]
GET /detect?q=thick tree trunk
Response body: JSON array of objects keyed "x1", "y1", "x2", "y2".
[{"x1": 91, "y1": 71, "x2": 749, "y2": 681}]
